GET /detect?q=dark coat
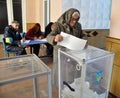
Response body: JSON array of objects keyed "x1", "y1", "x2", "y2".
[
  {"x1": 46, "y1": 8, "x2": 84, "y2": 86},
  {"x1": 4, "y1": 25, "x2": 22, "y2": 50}
]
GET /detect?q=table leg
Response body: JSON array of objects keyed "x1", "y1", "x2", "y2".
[
  {"x1": 33, "y1": 77, "x2": 39, "y2": 98},
  {"x1": 48, "y1": 73, "x2": 52, "y2": 98}
]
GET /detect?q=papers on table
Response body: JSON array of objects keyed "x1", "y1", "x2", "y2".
[
  {"x1": 23, "y1": 40, "x2": 30, "y2": 44},
  {"x1": 57, "y1": 32, "x2": 87, "y2": 51},
  {"x1": 22, "y1": 38, "x2": 47, "y2": 46},
  {"x1": 35, "y1": 38, "x2": 47, "y2": 42}
]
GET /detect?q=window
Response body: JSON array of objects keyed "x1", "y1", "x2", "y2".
[
  {"x1": 0, "y1": 0, "x2": 8, "y2": 34},
  {"x1": 0, "y1": 0, "x2": 26, "y2": 34},
  {"x1": 62, "y1": 0, "x2": 112, "y2": 30},
  {"x1": 12, "y1": 0, "x2": 22, "y2": 32}
]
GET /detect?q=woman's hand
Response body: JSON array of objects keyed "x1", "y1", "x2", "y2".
[
  {"x1": 38, "y1": 36, "x2": 42, "y2": 39},
  {"x1": 34, "y1": 37, "x2": 37, "y2": 40},
  {"x1": 38, "y1": 36, "x2": 44, "y2": 39},
  {"x1": 54, "y1": 34, "x2": 63, "y2": 42},
  {"x1": 21, "y1": 38, "x2": 25, "y2": 43}
]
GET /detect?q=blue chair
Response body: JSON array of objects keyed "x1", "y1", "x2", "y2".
[
  {"x1": 21, "y1": 32, "x2": 26, "y2": 39},
  {"x1": 2, "y1": 38, "x2": 16, "y2": 57}
]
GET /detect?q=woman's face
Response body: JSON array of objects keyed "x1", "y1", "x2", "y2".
[
  {"x1": 70, "y1": 13, "x2": 79, "y2": 27},
  {"x1": 35, "y1": 26, "x2": 40, "y2": 32}
]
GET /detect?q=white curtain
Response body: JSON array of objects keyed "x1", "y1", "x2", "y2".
[{"x1": 62, "y1": 0, "x2": 111, "y2": 30}]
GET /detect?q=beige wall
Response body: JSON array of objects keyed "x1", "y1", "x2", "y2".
[
  {"x1": 26, "y1": 0, "x2": 44, "y2": 30},
  {"x1": 50, "y1": 0, "x2": 62, "y2": 22},
  {"x1": 109, "y1": 0, "x2": 120, "y2": 39},
  {"x1": 26, "y1": 0, "x2": 62, "y2": 30},
  {"x1": 26, "y1": 0, "x2": 36, "y2": 22},
  {"x1": 36, "y1": 0, "x2": 43, "y2": 24},
  {"x1": 26, "y1": 0, "x2": 62, "y2": 31}
]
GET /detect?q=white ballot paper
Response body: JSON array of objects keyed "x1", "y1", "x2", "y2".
[{"x1": 57, "y1": 32, "x2": 87, "y2": 50}]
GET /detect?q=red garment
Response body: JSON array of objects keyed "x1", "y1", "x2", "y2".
[{"x1": 25, "y1": 29, "x2": 44, "y2": 40}]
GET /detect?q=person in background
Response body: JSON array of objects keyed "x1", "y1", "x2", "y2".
[
  {"x1": 47, "y1": 8, "x2": 85, "y2": 86},
  {"x1": 45, "y1": 22, "x2": 54, "y2": 56},
  {"x1": 4, "y1": 20, "x2": 26, "y2": 55},
  {"x1": 25, "y1": 23, "x2": 44, "y2": 56}
]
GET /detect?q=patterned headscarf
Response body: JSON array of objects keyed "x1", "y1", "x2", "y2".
[
  {"x1": 57, "y1": 8, "x2": 82, "y2": 37},
  {"x1": 57, "y1": 8, "x2": 80, "y2": 26}
]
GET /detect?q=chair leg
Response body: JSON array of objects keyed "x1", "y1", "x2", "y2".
[
  {"x1": 8, "y1": 53, "x2": 9, "y2": 57},
  {"x1": 4, "y1": 52, "x2": 8, "y2": 58},
  {"x1": 30, "y1": 46, "x2": 33, "y2": 54}
]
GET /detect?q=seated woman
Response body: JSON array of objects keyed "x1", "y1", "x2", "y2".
[{"x1": 25, "y1": 23, "x2": 44, "y2": 56}]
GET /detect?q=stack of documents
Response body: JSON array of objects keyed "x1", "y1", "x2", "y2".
[{"x1": 57, "y1": 32, "x2": 87, "y2": 51}]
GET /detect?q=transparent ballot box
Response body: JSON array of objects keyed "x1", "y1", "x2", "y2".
[
  {"x1": 0, "y1": 54, "x2": 52, "y2": 98},
  {"x1": 58, "y1": 46, "x2": 114, "y2": 98}
]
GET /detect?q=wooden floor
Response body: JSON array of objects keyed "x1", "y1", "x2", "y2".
[
  {"x1": 0, "y1": 42, "x2": 5, "y2": 58},
  {"x1": 0, "y1": 43, "x2": 117, "y2": 98}
]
